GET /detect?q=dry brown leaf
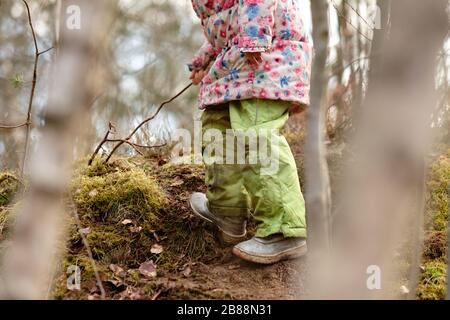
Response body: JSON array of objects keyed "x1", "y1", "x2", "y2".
[
  {"x1": 109, "y1": 264, "x2": 126, "y2": 278},
  {"x1": 130, "y1": 226, "x2": 143, "y2": 233},
  {"x1": 119, "y1": 287, "x2": 142, "y2": 300},
  {"x1": 121, "y1": 219, "x2": 133, "y2": 225},
  {"x1": 228, "y1": 264, "x2": 240, "y2": 270},
  {"x1": 150, "y1": 244, "x2": 164, "y2": 254},
  {"x1": 139, "y1": 261, "x2": 157, "y2": 278},
  {"x1": 79, "y1": 227, "x2": 90, "y2": 235},
  {"x1": 107, "y1": 279, "x2": 125, "y2": 288},
  {"x1": 181, "y1": 266, "x2": 191, "y2": 277},
  {"x1": 88, "y1": 189, "x2": 98, "y2": 197}
]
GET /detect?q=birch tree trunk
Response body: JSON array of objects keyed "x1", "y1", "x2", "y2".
[
  {"x1": 305, "y1": 0, "x2": 332, "y2": 256},
  {"x1": 0, "y1": 0, "x2": 113, "y2": 299}
]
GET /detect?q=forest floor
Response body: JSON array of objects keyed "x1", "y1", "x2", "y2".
[
  {"x1": 0, "y1": 156, "x2": 308, "y2": 300},
  {"x1": 60, "y1": 156, "x2": 308, "y2": 300}
]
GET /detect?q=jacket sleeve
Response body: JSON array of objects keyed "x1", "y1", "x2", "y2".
[
  {"x1": 188, "y1": 41, "x2": 219, "y2": 72},
  {"x1": 237, "y1": 0, "x2": 278, "y2": 53}
]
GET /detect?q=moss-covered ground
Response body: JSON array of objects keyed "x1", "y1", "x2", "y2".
[
  {"x1": 0, "y1": 157, "x2": 304, "y2": 300},
  {"x1": 417, "y1": 149, "x2": 449, "y2": 299}
]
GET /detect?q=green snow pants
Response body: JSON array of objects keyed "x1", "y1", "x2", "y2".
[{"x1": 201, "y1": 99, "x2": 307, "y2": 238}]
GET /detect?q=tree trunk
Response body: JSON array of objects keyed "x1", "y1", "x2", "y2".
[
  {"x1": 322, "y1": 0, "x2": 448, "y2": 299},
  {"x1": 305, "y1": 0, "x2": 332, "y2": 263},
  {"x1": 0, "y1": 0, "x2": 114, "y2": 299}
]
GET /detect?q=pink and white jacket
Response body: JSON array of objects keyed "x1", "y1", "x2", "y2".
[{"x1": 190, "y1": 0, "x2": 312, "y2": 109}]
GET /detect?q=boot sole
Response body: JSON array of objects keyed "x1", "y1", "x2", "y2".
[
  {"x1": 232, "y1": 243, "x2": 308, "y2": 265},
  {"x1": 189, "y1": 197, "x2": 247, "y2": 245}
]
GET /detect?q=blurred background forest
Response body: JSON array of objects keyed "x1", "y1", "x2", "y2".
[
  {"x1": 0, "y1": 0, "x2": 203, "y2": 169},
  {"x1": 1, "y1": 0, "x2": 448, "y2": 169}
]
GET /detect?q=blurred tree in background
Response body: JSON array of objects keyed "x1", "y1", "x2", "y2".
[
  {"x1": 0, "y1": 0, "x2": 448, "y2": 171},
  {"x1": 0, "y1": 0, "x2": 202, "y2": 170}
]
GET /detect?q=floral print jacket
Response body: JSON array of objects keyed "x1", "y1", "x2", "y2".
[{"x1": 190, "y1": 0, "x2": 312, "y2": 109}]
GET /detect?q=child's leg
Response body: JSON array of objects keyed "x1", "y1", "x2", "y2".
[
  {"x1": 201, "y1": 105, "x2": 249, "y2": 219},
  {"x1": 229, "y1": 99, "x2": 307, "y2": 239}
]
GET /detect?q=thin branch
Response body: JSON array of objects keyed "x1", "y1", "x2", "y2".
[
  {"x1": 331, "y1": 0, "x2": 371, "y2": 41},
  {"x1": 0, "y1": 122, "x2": 29, "y2": 129},
  {"x1": 38, "y1": 46, "x2": 54, "y2": 56},
  {"x1": 21, "y1": 0, "x2": 52, "y2": 177},
  {"x1": 106, "y1": 139, "x2": 166, "y2": 149},
  {"x1": 70, "y1": 203, "x2": 106, "y2": 300},
  {"x1": 88, "y1": 122, "x2": 115, "y2": 165},
  {"x1": 331, "y1": 55, "x2": 373, "y2": 76},
  {"x1": 88, "y1": 83, "x2": 192, "y2": 165},
  {"x1": 343, "y1": 0, "x2": 373, "y2": 30},
  {"x1": 0, "y1": 5, "x2": 53, "y2": 135}
]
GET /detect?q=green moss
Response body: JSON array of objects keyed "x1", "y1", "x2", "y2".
[
  {"x1": 0, "y1": 172, "x2": 20, "y2": 207},
  {"x1": 425, "y1": 154, "x2": 450, "y2": 231},
  {"x1": 418, "y1": 150, "x2": 449, "y2": 300},
  {"x1": 417, "y1": 260, "x2": 447, "y2": 300},
  {"x1": 72, "y1": 158, "x2": 167, "y2": 224}
]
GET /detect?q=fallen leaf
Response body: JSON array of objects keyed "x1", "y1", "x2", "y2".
[
  {"x1": 181, "y1": 266, "x2": 191, "y2": 277},
  {"x1": 88, "y1": 189, "x2": 98, "y2": 198},
  {"x1": 107, "y1": 279, "x2": 125, "y2": 289},
  {"x1": 139, "y1": 261, "x2": 157, "y2": 278},
  {"x1": 121, "y1": 219, "x2": 133, "y2": 225},
  {"x1": 79, "y1": 227, "x2": 90, "y2": 235},
  {"x1": 130, "y1": 226, "x2": 143, "y2": 233},
  {"x1": 109, "y1": 264, "x2": 126, "y2": 278},
  {"x1": 119, "y1": 287, "x2": 142, "y2": 300},
  {"x1": 228, "y1": 264, "x2": 240, "y2": 270},
  {"x1": 151, "y1": 244, "x2": 164, "y2": 254},
  {"x1": 88, "y1": 283, "x2": 99, "y2": 294}
]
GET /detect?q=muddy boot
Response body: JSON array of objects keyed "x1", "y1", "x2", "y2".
[
  {"x1": 232, "y1": 234, "x2": 307, "y2": 264},
  {"x1": 190, "y1": 192, "x2": 247, "y2": 245}
]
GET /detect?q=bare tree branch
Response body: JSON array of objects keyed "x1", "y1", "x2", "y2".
[
  {"x1": 0, "y1": 123, "x2": 28, "y2": 129},
  {"x1": 89, "y1": 83, "x2": 192, "y2": 165}
]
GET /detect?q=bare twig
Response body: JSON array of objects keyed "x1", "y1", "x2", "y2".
[
  {"x1": 88, "y1": 122, "x2": 115, "y2": 165},
  {"x1": 21, "y1": 0, "x2": 54, "y2": 176},
  {"x1": 71, "y1": 203, "x2": 106, "y2": 300},
  {"x1": 343, "y1": 0, "x2": 373, "y2": 30},
  {"x1": 38, "y1": 46, "x2": 54, "y2": 56},
  {"x1": 106, "y1": 140, "x2": 166, "y2": 149},
  {"x1": 89, "y1": 83, "x2": 192, "y2": 165},
  {"x1": 331, "y1": 0, "x2": 371, "y2": 41},
  {"x1": 0, "y1": 4, "x2": 53, "y2": 141},
  {"x1": 0, "y1": 122, "x2": 28, "y2": 129}
]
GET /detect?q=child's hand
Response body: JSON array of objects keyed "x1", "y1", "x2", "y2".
[
  {"x1": 245, "y1": 52, "x2": 263, "y2": 66},
  {"x1": 190, "y1": 69, "x2": 207, "y2": 85}
]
